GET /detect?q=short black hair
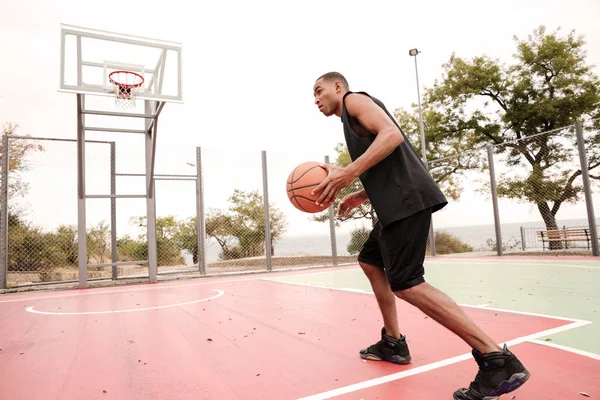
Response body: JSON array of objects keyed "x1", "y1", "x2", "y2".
[{"x1": 316, "y1": 72, "x2": 349, "y2": 90}]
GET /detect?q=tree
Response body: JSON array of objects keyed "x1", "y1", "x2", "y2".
[
  {"x1": 1, "y1": 123, "x2": 45, "y2": 210},
  {"x1": 313, "y1": 111, "x2": 485, "y2": 228},
  {"x1": 206, "y1": 189, "x2": 287, "y2": 260},
  {"x1": 129, "y1": 216, "x2": 184, "y2": 265},
  {"x1": 87, "y1": 221, "x2": 110, "y2": 263},
  {"x1": 174, "y1": 217, "x2": 199, "y2": 264},
  {"x1": 313, "y1": 143, "x2": 378, "y2": 228},
  {"x1": 393, "y1": 107, "x2": 487, "y2": 200},
  {"x1": 423, "y1": 26, "x2": 600, "y2": 248}
]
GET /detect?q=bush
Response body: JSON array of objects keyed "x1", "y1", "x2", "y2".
[
  {"x1": 428, "y1": 231, "x2": 474, "y2": 255},
  {"x1": 347, "y1": 226, "x2": 371, "y2": 255}
]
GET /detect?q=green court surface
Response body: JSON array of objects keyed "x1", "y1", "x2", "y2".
[{"x1": 268, "y1": 257, "x2": 600, "y2": 355}]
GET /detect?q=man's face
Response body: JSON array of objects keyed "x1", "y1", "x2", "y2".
[{"x1": 313, "y1": 78, "x2": 339, "y2": 117}]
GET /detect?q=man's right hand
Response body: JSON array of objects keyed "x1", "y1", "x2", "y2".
[{"x1": 337, "y1": 190, "x2": 367, "y2": 217}]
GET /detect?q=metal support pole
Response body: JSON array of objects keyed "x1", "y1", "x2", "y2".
[
  {"x1": 145, "y1": 100, "x2": 158, "y2": 282},
  {"x1": 575, "y1": 121, "x2": 599, "y2": 256},
  {"x1": 77, "y1": 94, "x2": 88, "y2": 288},
  {"x1": 410, "y1": 49, "x2": 436, "y2": 256},
  {"x1": 196, "y1": 147, "x2": 207, "y2": 274},
  {"x1": 110, "y1": 142, "x2": 117, "y2": 279},
  {"x1": 261, "y1": 150, "x2": 272, "y2": 271},
  {"x1": 324, "y1": 155, "x2": 338, "y2": 266},
  {"x1": 0, "y1": 134, "x2": 10, "y2": 289},
  {"x1": 487, "y1": 144, "x2": 503, "y2": 256},
  {"x1": 413, "y1": 55, "x2": 427, "y2": 170}
]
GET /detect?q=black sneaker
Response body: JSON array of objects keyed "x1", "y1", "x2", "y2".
[
  {"x1": 453, "y1": 345, "x2": 531, "y2": 400},
  {"x1": 359, "y1": 327, "x2": 411, "y2": 365}
]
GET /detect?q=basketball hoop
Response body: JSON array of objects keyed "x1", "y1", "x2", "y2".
[{"x1": 108, "y1": 71, "x2": 144, "y2": 109}]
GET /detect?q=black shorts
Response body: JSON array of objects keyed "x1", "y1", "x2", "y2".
[{"x1": 357, "y1": 207, "x2": 432, "y2": 292}]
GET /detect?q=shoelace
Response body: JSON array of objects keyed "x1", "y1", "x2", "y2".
[{"x1": 469, "y1": 361, "x2": 495, "y2": 390}]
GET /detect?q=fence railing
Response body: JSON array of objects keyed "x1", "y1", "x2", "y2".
[{"x1": 1, "y1": 119, "x2": 598, "y2": 288}]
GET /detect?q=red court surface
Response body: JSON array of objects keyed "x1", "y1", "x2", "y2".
[{"x1": 1, "y1": 276, "x2": 598, "y2": 399}]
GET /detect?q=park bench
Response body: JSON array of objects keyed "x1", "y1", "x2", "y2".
[{"x1": 537, "y1": 228, "x2": 594, "y2": 250}]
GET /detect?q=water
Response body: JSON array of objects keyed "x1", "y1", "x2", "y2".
[{"x1": 193, "y1": 217, "x2": 600, "y2": 264}]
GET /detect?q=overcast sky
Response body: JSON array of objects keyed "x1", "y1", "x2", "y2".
[{"x1": 1, "y1": 0, "x2": 599, "y2": 238}]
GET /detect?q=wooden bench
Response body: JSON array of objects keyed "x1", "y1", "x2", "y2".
[{"x1": 537, "y1": 228, "x2": 593, "y2": 250}]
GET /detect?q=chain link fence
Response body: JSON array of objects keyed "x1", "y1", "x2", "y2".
[
  {"x1": 1, "y1": 119, "x2": 598, "y2": 289},
  {"x1": 492, "y1": 126, "x2": 589, "y2": 253},
  {"x1": 1, "y1": 130, "x2": 117, "y2": 286}
]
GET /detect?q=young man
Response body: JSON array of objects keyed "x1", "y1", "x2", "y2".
[{"x1": 311, "y1": 72, "x2": 530, "y2": 400}]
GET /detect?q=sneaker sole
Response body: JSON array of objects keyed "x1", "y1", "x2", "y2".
[
  {"x1": 452, "y1": 370, "x2": 531, "y2": 400},
  {"x1": 484, "y1": 369, "x2": 531, "y2": 399},
  {"x1": 359, "y1": 352, "x2": 411, "y2": 365}
]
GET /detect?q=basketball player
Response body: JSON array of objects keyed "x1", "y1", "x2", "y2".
[{"x1": 310, "y1": 72, "x2": 530, "y2": 400}]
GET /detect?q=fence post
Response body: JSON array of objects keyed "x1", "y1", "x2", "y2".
[
  {"x1": 0, "y1": 135, "x2": 9, "y2": 289},
  {"x1": 324, "y1": 155, "x2": 338, "y2": 266},
  {"x1": 520, "y1": 226, "x2": 526, "y2": 251},
  {"x1": 261, "y1": 150, "x2": 273, "y2": 271},
  {"x1": 196, "y1": 147, "x2": 207, "y2": 275},
  {"x1": 487, "y1": 144, "x2": 503, "y2": 256},
  {"x1": 110, "y1": 142, "x2": 118, "y2": 280},
  {"x1": 575, "y1": 121, "x2": 599, "y2": 256}
]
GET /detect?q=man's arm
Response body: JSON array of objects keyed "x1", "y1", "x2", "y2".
[
  {"x1": 311, "y1": 94, "x2": 403, "y2": 206},
  {"x1": 344, "y1": 93, "x2": 404, "y2": 178}
]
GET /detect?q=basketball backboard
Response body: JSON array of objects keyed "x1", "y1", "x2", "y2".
[{"x1": 59, "y1": 24, "x2": 182, "y2": 103}]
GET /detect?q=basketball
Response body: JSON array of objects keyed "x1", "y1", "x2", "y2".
[{"x1": 287, "y1": 161, "x2": 329, "y2": 213}]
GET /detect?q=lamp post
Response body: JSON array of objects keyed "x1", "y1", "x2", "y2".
[
  {"x1": 409, "y1": 48, "x2": 436, "y2": 256},
  {"x1": 409, "y1": 48, "x2": 427, "y2": 169}
]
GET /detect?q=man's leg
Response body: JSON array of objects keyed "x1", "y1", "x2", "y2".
[
  {"x1": 395, "y1": 283, "x2": 500, "y2": 353},
  {"x1": 383, "y1": 208, "x2": 530, "y2": 399},
  {"x1": 358, "y1": 260, "x2": 400, "y2": 339},
  {"x1": 356, "y1": 226, "x2": 411, "y2": 365}
]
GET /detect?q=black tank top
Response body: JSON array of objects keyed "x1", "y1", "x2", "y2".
[{"x1": 342, "y1": 91, "x2": 447, "y2": 228}]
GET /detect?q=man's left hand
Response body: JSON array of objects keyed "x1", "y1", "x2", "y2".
[{"x1": 311, "y1": 164, "x2": 356, "y2": 207}]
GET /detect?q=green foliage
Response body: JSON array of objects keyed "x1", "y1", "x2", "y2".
[
  {"x1": 7, "y1": 215, "x2": 77, "y2": 281},
  {"x1": 312, "y1": 143, "x2": 378, "y2": 227},
  {"x1": 423, "y1": 26, "x2": 600, "y2": 242},
  {"x1": 392, "y1": 108, "x2": 486, "y2": 201},
  {"x1": 174, "y1": 217, "x2": 199, "y2": 264},
  {"x1": 206, "y1": 189, "x2": 287, "y2": 260},
  {"x1": 87, "y1": 221, "x2": 110, "y2": 263},
  {"x1": 116, "y1": 235, "x2": 147, "y2": 262},
  {"x1": 129, "y1": 216, "x2": 184, "y2": 265},
  {"x1": 346, "y1": 226, "x2": 370, "y2": 255},
  {"x1": 1, "y1": 123, "x2": 45, "y2": 213},
  {"x1": 428, "y1": 231, "x2": 474, "y2": 255}
]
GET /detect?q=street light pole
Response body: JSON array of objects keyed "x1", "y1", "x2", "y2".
[
  {"x1": 409, "y1": 48, "x2": 428, "y2": 169},
  {"x1": 409, "y1": 48, "x2": 436, "y2": 256}
]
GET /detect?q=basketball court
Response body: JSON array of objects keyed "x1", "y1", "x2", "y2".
[
  {"x1": 1, "y1": 257, "x2": 599, "y2": 399},
  {"x1": 1, "y1": 22, "x2": 599, "y2": 400}
]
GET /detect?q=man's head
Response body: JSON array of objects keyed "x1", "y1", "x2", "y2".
[{"x1": 313, "y1": 72, "x2": 349, "y2": 117}]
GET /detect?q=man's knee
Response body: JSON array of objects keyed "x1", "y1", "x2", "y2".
[
  {"x1": 393, "y1": 279, "x2": 426, "y2": 302},
  {"x1": 358, "y1": 259, "x2": 382, "y2": 275}
]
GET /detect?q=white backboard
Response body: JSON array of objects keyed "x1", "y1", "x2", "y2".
[{"x1": 59, "y1": 24, "x2": 182, "y2": 103}]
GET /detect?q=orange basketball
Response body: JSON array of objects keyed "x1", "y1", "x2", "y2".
[{"x1": 287, "y1": 161, "x2": 329, "y2": 213}]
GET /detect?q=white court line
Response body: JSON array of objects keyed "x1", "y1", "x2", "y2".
[
  {"x1": 261, "y1": 278, "x2": 588, "y2": 324},
  {"x1": 262, "y1": 278, "x2": 594, "y2": 399},
  {"x1": 527, "y1": 339, "x2": 600, "y2": 361},
  {"x1": 297, "y1": 319, "x2": 591, "y2": 400},
  {"x1": 25, "y1": 289, "x2": 224, "y2": 315},
  {"x1": 426, "y1": 261, "x2": 600, "y2": 270},
  {"x1": 0, "y1": 276, "x2": 262, "y2": 304},
  {"x1": 0, "y1": 266, "x2": 357, "y2": 305}
]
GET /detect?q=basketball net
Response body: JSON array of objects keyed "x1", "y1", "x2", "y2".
[{"x1": 108, "y1": 71, "x2": 144, "y2": 109}]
